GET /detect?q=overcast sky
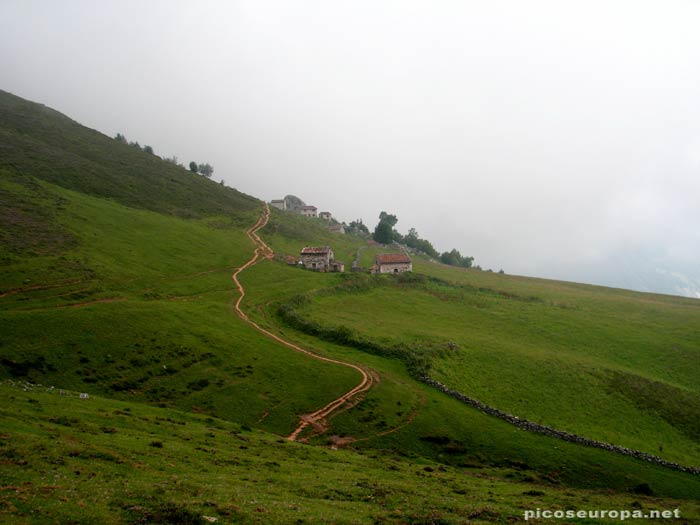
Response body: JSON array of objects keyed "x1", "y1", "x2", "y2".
[{"x1": 2, "y1": 1, "x2": 700, "y2": 297}]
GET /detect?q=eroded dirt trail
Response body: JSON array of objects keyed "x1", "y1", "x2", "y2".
[{"x1": 232, "y1": 204, "x2": 374, "y2": 441}]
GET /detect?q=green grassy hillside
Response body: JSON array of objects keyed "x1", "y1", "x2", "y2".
[
  {"x1": 2, "y1": 90, "x2": 699, "y2": 523},
  {"x1": 7, "y1": 381, "x2": 697, "y2": 525},
  {"x1": 0, "y1": 179, "x2": 364, "y2": 434},
  {"x1": 0, "y1": 90, "x2": 363, "y2": 437},
  {"x1": 278, "y1": 269, "x2": 700, "y2": 467},
  {"x1": 0, "y1": 90, "x2": 257, "y2": 220},
  {"x1": 241, "y1": 263, "x2": 700, "y2": 498}
]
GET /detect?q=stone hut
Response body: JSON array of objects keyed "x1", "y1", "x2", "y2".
[
  {"x1": 330, "y1": 261, "x2": 345, "y2": 273},
  {"x1": 375, "y1": 253, "x2": 412, "y2": 274},
  {"x1": 300, "y1": 246, "x2": 334, "y2": 272},
  {"x1": 299, "y1": 205, "x2": 318, "y2": 217},
  {"x1": 319, "y1": 211, "x2": 332, "y2": 221},
  {"x1": 328, "y1": 223, "x2": 345, "y2": 234},
  {"x1": 270, "y1": 199, "x2": 286, "y2": 211}
]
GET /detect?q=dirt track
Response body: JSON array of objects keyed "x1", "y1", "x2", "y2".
[{"x1": 231, "y1": 204, "x2": 374, "y2": 441}]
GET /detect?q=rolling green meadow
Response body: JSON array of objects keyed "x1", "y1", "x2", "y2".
[
  {"x1": 2, "y1": 90, "x2": 700, "y2": 523},
  {"x1": 290, "y1": 273, "x2": 700, "y2": 465}
]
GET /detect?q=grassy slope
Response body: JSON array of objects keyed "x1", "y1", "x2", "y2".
[
  {"x1": 0, "y1": 179, "x2": 366, "y2": 436},
  {"x1": 0, "y1": 90, "x2": 257, "y2": 220},
  {"x1": 6, "y1": 382, "x2": 696, "y2": 525},
  {"x1": 288, "y1": 263, "x2": 700, "y2": 467},
  {"x1": 2, "y1": 91, "x2": 700, "y2": 521},
  {"x1": 241, "y1": 262, "x2": 700, "y2": 500},
  {"x1": 0, "y1": 89, "x2": 363, "y2": 436}
]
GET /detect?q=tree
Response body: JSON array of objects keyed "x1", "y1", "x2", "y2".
[
  {"x1": 198, "y1": 163, "x2": 214, "y2": 178},
  {"x1": 143, "y1": 145, "x2": 154, "y2": 155},
  {"x1": 440, "y1": 248, "x2": 474, "y2": 268},
  {"x1": 129, "y1": 141, "x2": 141, "y2": 149},
  {"x1": 189, "y1": 161, "x2": 198, "y2": 173},
  {"x1": 373, "y1": 211, "x2": 401, "y2": 244},
  {"x1": 378, "y1": 211, "x2": 398, "y2": 228},
  {"x1": 440, "y1": 250, "x2": 457, "y2": 266},
  {"x1": 415, "y1": 238, "x2": 439, "y2": 258},
  {"x1": 114, "y1": 133, "x2": 127, "y2": 144},
  {"x1": 397, "y1": 226, "x2": 439, "y2": 258},
  {"x1": 373, "y1": 221, "x2": 393, "y2": 244},
  {"x1": 348, "y1": 219, "x2": 369, "y2": 235},
  {"x1": 404, "y1": 228, "x2": 419, "y2": 249}
]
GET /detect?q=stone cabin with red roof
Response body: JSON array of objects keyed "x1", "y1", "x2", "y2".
[
  {"x1": 375, "y1": 253, "x2": 412, "y2": 274},
  {"x1": 300, "y1": 246, "x2": 343, "y2": 272}
]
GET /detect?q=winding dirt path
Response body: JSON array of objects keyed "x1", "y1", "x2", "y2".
[{"x1": 231, "y1": 204, "x2": 374, "y2": 441}]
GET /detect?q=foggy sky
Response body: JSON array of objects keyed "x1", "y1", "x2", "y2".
[{"x1": 2, "y1": 1, "x2": 700, "y2": 297}]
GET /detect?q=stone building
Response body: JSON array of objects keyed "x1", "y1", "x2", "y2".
[
  {"x1": 299, "y1": 205, "x2": 318, "y2": 217},
  {"x1": 329, "y1": 223, "x2": 345, "y2": 234},
  {"x1": 375, "y1": 253, "x2": 412, "y2": 274},
  {"x1": 319, "y1": 211, "x2": 332, "y2": 221},
  {"x1": 300, "y1": 246, "x2": 334, "y2": 271},
  {"x1": 299, "y1": 246, "x2": 344, "y2": 273},
  {"x1": 270, "y1": 199, "x2": 286, "y2": 211}
]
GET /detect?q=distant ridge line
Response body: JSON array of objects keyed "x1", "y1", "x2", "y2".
[{"x1": 421, "y1": 377, "x2": 700, "y2": 476}]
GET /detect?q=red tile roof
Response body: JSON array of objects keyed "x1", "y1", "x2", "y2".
[
  {"x1": 376, "y1": 253, "x2": 411, "y2": 265},
  {"x1": 301, "y1": 246, "x2": 331, "y2": 255}
]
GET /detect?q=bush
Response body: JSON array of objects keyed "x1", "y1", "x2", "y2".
[
  {"x1": 124, "y1": 501, "x2": 204, "y2": 525},
  {"x1": 187, "y1": 378, "x2": 210, "y2": 391},
  {"x1": 633, "y1": 483, "x2": 654, "y2": 496}
]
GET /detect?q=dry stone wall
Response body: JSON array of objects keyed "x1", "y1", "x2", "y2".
[{"x1": 421, "y1": 376, "x2": 700, "y2": 476}]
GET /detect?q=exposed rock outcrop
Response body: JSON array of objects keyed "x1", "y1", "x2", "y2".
[{"x1": 284, "y1": 195, "x2": 306, "y2": 212}]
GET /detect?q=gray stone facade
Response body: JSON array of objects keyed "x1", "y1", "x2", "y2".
[{"x1": 300, "y1": 246, "x2": 334, "y2": 271}]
